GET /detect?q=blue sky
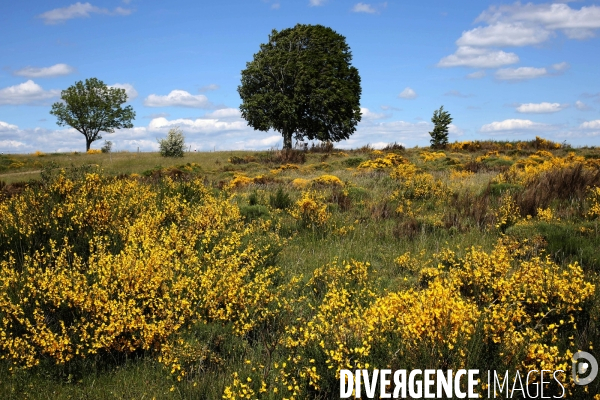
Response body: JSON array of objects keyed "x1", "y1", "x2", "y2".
[{"x1": 1, "y1": 0, "x2": 600, "y2": 153}]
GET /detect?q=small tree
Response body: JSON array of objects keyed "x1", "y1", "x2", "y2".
[
  {"x1": 158, "y1": 127, "x2": 185, "y2": 157},
  {"x1": 429, "y1": 106, "x2": 452, "y2": 149},
  {"x1": 50, "y1": 78, "x2": 135, "y2": 151},
  {"x1": 101, "y1": 140, "x2": 113, "y2": 153}
]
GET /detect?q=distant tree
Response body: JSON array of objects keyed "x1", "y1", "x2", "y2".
[
  {"x1": 158, "y1": 127, "x2": 185, "y2": 157},
  {"x1": 238, "y1": 24, "x2": 362, "y2": 150},
  {"x1": 50, "y1": 78, "x2": 135, "y2": 151},
  {"x1": 429, "y1": 106, "x2": 452, "y2": 149},
  {"x1": 101, "y1": 140, "x2": 113, "y2": 153}
]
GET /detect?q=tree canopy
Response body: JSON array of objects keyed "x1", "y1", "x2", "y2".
[
  {"x1": 238, "y1": 24, "x2": 362, "y2": 150},
  {"x1": 429, "y1": 105, "x2": 452, "y2": 149},
  {"x1": 50, "y1": 78, "x2": 135, "y2": 151}
]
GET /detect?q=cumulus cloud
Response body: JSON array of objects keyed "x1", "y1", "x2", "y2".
[
  {"x1": 438, "y1": 46, "x2": 519, "y2": 68},
  {"x1": 441, "y1": 3, "x2": 600, "y2": 73},
  {"x1": 309, "y1": 0, "x2": 326, "y2": 6},
  {"x1": 360, "y1": 107, "x2": 388, "y2": 120},
  {"x1": 0, "y1": 121, "x2": 19, "y2": 132},
  {"x1": 516, "y1": 102, "x2": 567, "y2": 113},
  {"x1": 480, "y1": 118, "x2": 549, "y2": 133},
  {"x1": 0, "y1": 80, "x2": 60, "y2": 105},
  {"x1": 236, "y1": 135, "x2": 282, "y2": 149},
  {"x1": 203, "y1": 108, "x2": 241, "y2": 119},
  {"x1": 580, "y1": 120, "x2": 600, "y2": 129},
  {"x1": 575, "y1": 100, "x2": 592, "y2": 111},
  {"x1": 456, "y1": 22, "x2": 551, "y2": 47},
  {"x1": 398, "y1": 87, "x2": 417, "y2": 99},
  {"x1": 144, "y1": 90, "x2": 214, "y2": 108},
  {"x1": 38, "y1": 2, "x2": 133, "y2": 24},
  {"x1": 148, "y1": 117, "x2": 247, "y2": 134},
  {"x1": 476, "y1": 2, "x2": 600, "y2": 40},
  {"x1": 13, "y1": 63, "x2": 76, "y2": 78},
  {"x1": 495, "y1": 67, "x2": 548, "y2": 81},
  {"x1": 109, "y1": 83, "x2": 138, "y2": 100}
]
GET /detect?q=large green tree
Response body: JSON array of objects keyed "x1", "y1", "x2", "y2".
[
  {"x1": 50, "y1": 78, "x2": 135, "y2": 151},
  {"x1": 238, "y1": 24, "x2": 362, "y2": 150}
]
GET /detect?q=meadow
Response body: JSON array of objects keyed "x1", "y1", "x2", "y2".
[{"x1": 0, "y1": 137, "x2": 599, "y2": 399}]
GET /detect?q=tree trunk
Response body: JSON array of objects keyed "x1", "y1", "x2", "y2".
[
  {"x1": 86, "y1": 138, "x2": 92, "y2": 152},
  {"x1": 283, "y1": 130, "x2": 292, "y2": 150}
]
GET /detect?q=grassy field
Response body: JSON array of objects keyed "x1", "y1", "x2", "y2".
[{"x1": 1, "y1": 138, "x2": 600, "y2": 399}]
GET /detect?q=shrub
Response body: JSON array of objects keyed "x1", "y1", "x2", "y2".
[
  {"x1": 101, "y1": 140, "x2": 113, "y2": 153},
  {"x1": 269, "y1": 187, "x2": 292, "y2": 210},
  {"x1": 239, "y1": 204, "x2": 270, "y2": 222},
  {"x1": 342, "y1": 157, "x2": 364, "y2": 167},
  {"x1": 158, "y1": 127, "x2": 185, "y2": 157}
]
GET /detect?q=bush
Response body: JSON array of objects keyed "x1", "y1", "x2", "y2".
[
  {"x1": 158, "y1": 127, "x2": 185, "y2": 157},
  {"x1": 269, "y1": 187, "x2": 292, "y2": 210},
  {"x1": 342, "y1": 157, "x2": 364, "y2": 167},
  {"x1": 101, "y1": 140, "x2": 113, "y2": 153}
]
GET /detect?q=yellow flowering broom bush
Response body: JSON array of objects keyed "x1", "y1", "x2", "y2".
[{"x1": 0, "y1": 172, "x2": 283, "y2": 370}]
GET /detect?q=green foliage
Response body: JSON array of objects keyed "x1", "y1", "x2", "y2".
[
  {"x1": 248, "y1": 191, "x2": 259, "y2": 206},
  {"x1": 238, "y1": 24, "x2": 362, "y2": 149},
  {"x1": 239, "y1": 204, "x2": 269, "y2": 222},
  {"x1": 101, "y1": 140, "x2": 113, "y2": 153},
  {"x1": 158, "y1": 127, "x2": 185, "y2": 158},
  {"x1": 507, "y1": 222, "x2": 600, "y2": 270},
  {"x1": 269, "y1": 187, "x2": 292, "y2": 210},
  {"x1": 50, "y1": 78, "x2": 135, "y2": 151},
  {"x1": 429, "y1": 105, "x2": 452, "y2": 149},
  {"x1": 342, "y1": 157, "x2": 365, "y2": 167}
]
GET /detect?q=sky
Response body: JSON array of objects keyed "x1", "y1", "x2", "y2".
[{"x1": 1, "y1": 0, "x2": 600, "y2": 153}]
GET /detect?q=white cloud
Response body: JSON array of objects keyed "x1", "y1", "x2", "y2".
[
  {"x1": 352, "y1": 3, "x2": 376, "y2": 13},
  {"x1": 495, "y1": 67, "x2": 548, "y2": 81},
  {"x1": 0, "y1": 121, "x2": 19, "y2": 131},
  {"x1": 109, "y1": 83, "x2": 138, "y2": 100},
  {"x1": 0, "y1": 80, "x2": 60, "y2": 105},
  {"x1": 360, "y1": 107, "x2": 388, "y2": 120},
  {"x1": 198, "y1": 84, "x2": 220, "y2": 92},
  {"x1": 398, "y1": 87, "x2": 417, "y2": 99},
  {"x1": 580, "y1": 120, "x2": 600, "y2": 129},
  {"x1": 438, "y1": 46, "x2": 519, "y2": 68},
  {"x1": 203, "y1": 108, "x2": 241, "y2": 119},
  {"x1": 236, "y1": 135, "x2": 282, "y2": 149},
  {"x1": 552, "y1": 62, "x2": 570, "y2": 72},
  {"x1": 456, "y1": 22, "x2": 551, "y2": 47},
  {"x1": 480, "y1": 118, "x2": 548, "y2": 132},
  {"x1": 516, "y1": 102, "x2": 567, "y2": 113},
  {"x1": 309, "y1": 0, "x2": 326, "y2": 6},
  {"x1": 144, "y1": 90, "x2": 214, "y2": 108},
  {"x1": 466, "y1": 70, "x2": 486, "y2": 79},
  {"x1": 14, "y1": 63, "x2": 76, "y2": 78},
  {"x1": 575, "y1": 100, "x2": 592, "y2": 111},
  {"x1": 38, "y1": 2, "x2": 133, "y2": 25},
  {"x1": 148, "y1": 117, "x2": 247, "y2": 134},
  {"x1": 476, "y1": 2, "x2": 600, "y2": 40},
  {"x1": 0, "y1": 140, "x2": 28, "y2": 151}
]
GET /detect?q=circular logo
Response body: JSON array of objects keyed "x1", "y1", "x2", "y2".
[{"x1": 572, "y1": 351, "x2": 598, "y2": 386}]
